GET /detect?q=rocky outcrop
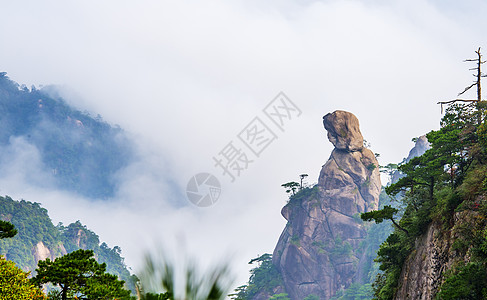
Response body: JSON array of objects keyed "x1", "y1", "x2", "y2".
[
  {"x1": 394, "y1": 209, "x2": 481, "y2": 300},
  {"x1": 33, "y1": 241, "x2": 52, "y2": 263},
  {"x1": 407, "y1": 135, "x2": 430, "y2": 160},
  {"x1": 394, "y1": 220, "x2": 449, "y2": 300},
  {"x1": 391, "y1": 135, "x2": 430, "y2": 183},
  {"x1": 323, "y1": 110, "x2": 364, "y2": 152},
  {"x1": 32, "y1": 241, "x2": 67, "y2": 269},
  {"x1": 272, "y1": 111, "x2": 381, "y2": 300}
]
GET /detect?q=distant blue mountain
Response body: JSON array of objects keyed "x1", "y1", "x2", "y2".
[{"x1": 0, "y1": 72, "x2": 133, "y2": 198}]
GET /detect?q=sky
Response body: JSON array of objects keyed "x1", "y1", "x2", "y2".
[{"x1": 0, "y1": 0, "x2": 487, "y2": 292}]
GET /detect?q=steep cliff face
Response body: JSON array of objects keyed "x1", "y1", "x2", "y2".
[
  {"x1": 394, "y1": 209, "x2": 482, "y2": 300},
  {"x1": 33, "y1": 241, "x2": 54, "y2": 263},
  {"x1": 272, "y1": 111, "x2": 381, "y2": 300}
]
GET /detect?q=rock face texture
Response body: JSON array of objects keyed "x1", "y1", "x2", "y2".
[
  {"x1": 394, "y1": 209, "x2": 480, "y2": 300},
  {"x1": 32, "y1": 241, "x2": 67, "y2": 267},
  {"x1": 272, "y1": 111, "x2": 381, "y2": 300},
  {"x1": 407, "y1": 135, "x2": 430, "y2": 160},
  {"x1": 33, "y1": 241, "x2": 52, "y2": 263}
]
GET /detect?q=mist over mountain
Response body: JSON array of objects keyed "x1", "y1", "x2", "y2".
[{"x1": 0, "y1": 72, "x2": 133, "y2": 199}]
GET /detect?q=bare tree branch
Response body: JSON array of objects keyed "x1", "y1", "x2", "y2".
[
  {"x1": 437, "y1": 99, "x2": 478, "y2": 105},
  {"x1": 438, "y1": 48, "x2": 484, "y2": 115},
  {"x1": 437, "y1": 99, "x2": 478, "y2": 113},
  {"x1": 458, "y1": 82, "x2": 477, "y2": 96}
]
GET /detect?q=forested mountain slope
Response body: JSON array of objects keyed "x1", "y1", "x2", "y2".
[
  {"x1": 369, "y1": 102, "x2": 487, "y2": 299},
  {"x1": 0, "y1": 195, "x2": 137, "y2": 293},
  {"x1": 0, "y1": 72, "x2": 133, "y2": 198}
]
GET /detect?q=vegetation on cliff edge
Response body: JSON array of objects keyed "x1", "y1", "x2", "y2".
[{"x1": 363, "y1": 100, "x2": 487, "y2": 299}]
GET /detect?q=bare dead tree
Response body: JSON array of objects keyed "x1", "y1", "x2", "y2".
[
  {"x1": 438, "y1": 47, "x2": 486, "y2": 114},
  {"x1": 459, "y1": 47, "x2": 485, "y2": 101}
]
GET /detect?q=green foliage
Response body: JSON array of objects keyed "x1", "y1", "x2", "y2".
[
  {"x1": 0, "y1": 195, "x2": 137, "y2": 293},
  {"x1": 32, "y1": 249, "x2": 131, "y2": 300},
  {"x1": 0, "y1": 256, "x2": 46, "y2": 300},
  {"x1": 303, "y1": 294, "x2": 320, "y2": 300},
  {"x1": 281, "y1": 182, "x2": 300, "y2": 196},
  {"x1": 367, "y1": 101, "x2": 487, "y2": 299},
  {"x1": 142, "y1": 292, "x2": 170, "y2": 300},
  {"x1": 367, "y1": 163, "x2": 377, "y2": 171},
  {"x1": 435, "y1": 188, "x2": 487, "y2": 299},
  {"x1": 331, "y1": 283, "x2": 373, "y2": 300},
  {"x1": 368, "y1": 201, "x2": 425, "y2": 298},
  {"x1": 373, "y1": 268, "x2": 401, "y2": 300},
  {"x1": 436, "y1": 262, "x2": 487, "y2": 300},
  {"x1": 230, "y1": 254, "x2": 284, "y2": 300},
  {"x1": 478, "y1": 117, "x2": 487, "y2": 152},
  {"x1": 330, "y1": 235, "x2": 352, "y2": 262},
  {"x1": 380, "y1": 163, "x2": 398, "y2": 185},
  {"x1": 0, "y1": 220, "x2": 17, "y2": 239},
  {"x1": 290, "y1": 235, "x2": 300, "y2": 246},
  {"x1": 456, "y1": 164, "x2": 487, "y2": 201},
  {"x1": 361, "y1": 205, "x2": 408, "y2": 236},
  {"x1": 361, "y1": 206, "x2": 398, "y2": 224},
  {"x1": 0, "y1": 196, "x2": 62, "y2": 271},
  {"x1": 269, "y1": 293, "x2": 290, "y2": 299},
  {"x1": 139, "y1": 251, "x2": 232, "y2": 300},
  {"x1": 0, "y1": 74, "x2": 133, "y2": 198},
  {"x1": 58, "y1": 221, "x2": 100, "y2": 252},
  {"x1": 286, "y1": 185, "x2": 319, "y2": 206}
]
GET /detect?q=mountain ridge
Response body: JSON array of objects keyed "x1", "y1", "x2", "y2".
[
  {"x1": 0, "y1": 72, "x2": 133, "y2": 199},
  {"x1": 0, "y1": 195, "x2": 137, "y2": 293}
]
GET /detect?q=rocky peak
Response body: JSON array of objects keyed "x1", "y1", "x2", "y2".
[
  {"x1": 407, "y1": 135, "x2": 430, "y2": 161},
  {"x1": 272, "y1": 110, "x2": 381, "y2": 300},
  {"x1": 323, "y1": 110, "x2": 364, "y2": 152},
  {"x1": 391, "y1": 135, "x2": 430, "y2": 184}
]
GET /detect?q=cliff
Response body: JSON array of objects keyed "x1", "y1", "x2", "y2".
[
  {"x1": 272, "y1": 110, "x2": 381, "y2": 299},
  {"x1": 394, "y1": 206, "x2": 485, "y2": 299},
  {"x1": 372, "y1": 101, "x2": 487, "y2": 299},
  {"x1": 391, "y1": 135, "x2": 430, "y2": 184}
]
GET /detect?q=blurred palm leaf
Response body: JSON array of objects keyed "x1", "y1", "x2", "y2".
[{"x1": 138, "y1": 251, "x2": 233, "y2": 300}]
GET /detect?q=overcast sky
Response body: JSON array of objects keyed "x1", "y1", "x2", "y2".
[{"x1": 1, "y1": 0, "x2": 487, "y2": 291}]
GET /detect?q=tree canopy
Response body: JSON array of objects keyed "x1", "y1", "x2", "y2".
[
  {"x1": 32, "y1": 249, "x2": 131, "y2": 300},
  {"x1": 0, "y1": 256, "x2": 45, "y2": 300},
  {"x1": 0, "y1": 220, "x2": 17, "y2": 239},
  {"x1": 0, "y1": 196, "x2": 137, "y2": 293},
  {"x1": 230, "y1": 253, "x2": 285, "y2": 300}
]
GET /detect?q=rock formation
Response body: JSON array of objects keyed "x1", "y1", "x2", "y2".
[
  {"x1": 272, "y1": 110, "x2": 381, "y2": 299},
  {"x1": 391, "y1": 135, "x2": 430, "y2": 183},
  {"x1": 32, "y1": 241, "x2": 67, "y2": 269},
  {"x1": 394, "y1": 209, "x2": 481, "y2": 299},
  {"x1": 407, "y1": 135, "x2": 430, "y2": 160}
]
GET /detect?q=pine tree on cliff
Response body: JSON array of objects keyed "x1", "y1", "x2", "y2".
[
  {"x1": 32, "y1": 249, "x2": 131, "y2": 300},
  {"x1": 362, "y1": 49, "x2": 487, "y2": 300}
]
